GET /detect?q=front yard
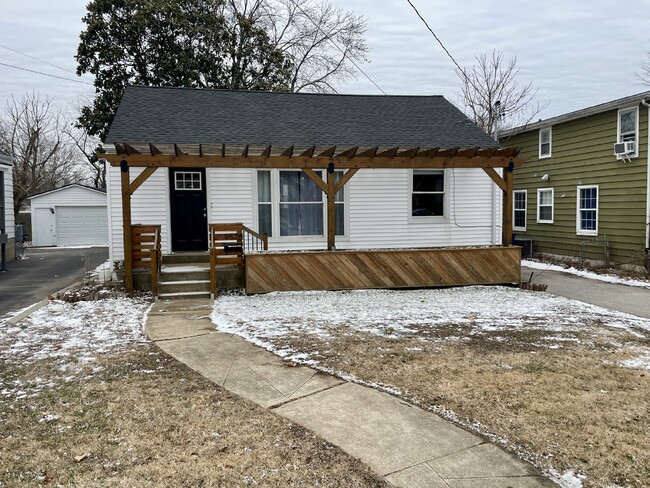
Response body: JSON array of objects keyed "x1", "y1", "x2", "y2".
[
  {"x1": 212, "y1": 286, "x2": 650, "y2": 488},
  {"x1": 0, "y1": 297, "x2": 386, "y2": 486}
]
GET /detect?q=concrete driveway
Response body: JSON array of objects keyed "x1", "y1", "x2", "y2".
[
  {"x1": 522, "y1": 265, "x2": 650, "y2": 319},
  {"x1": 0, "y1": 247, "x2": 109, "y2": 316}
]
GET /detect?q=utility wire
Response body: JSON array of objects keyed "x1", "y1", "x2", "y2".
[
  {"x1": 404, "y1": 0, "x2": 483, "y2": 95},
  {"x1": 0, "y1": 43, "x2": 92, "y2": 80},
  {"x1": 0, "y1": 62, "x2": 94, "y2": 86},
  {"x1": 288, "y1": 0, "x2": 387, "y2": 95}
]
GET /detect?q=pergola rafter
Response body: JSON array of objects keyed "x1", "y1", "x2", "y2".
[{"x1": 102, "y1": 142, "x2": 523, "y2": 293}]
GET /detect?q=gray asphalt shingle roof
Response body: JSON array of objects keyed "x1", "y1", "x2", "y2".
[{"x1": 105, "y1": 86, "x2": 498, "y2": 148}]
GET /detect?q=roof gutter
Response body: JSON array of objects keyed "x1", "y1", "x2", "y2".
[{"x1": 641, "y1": 98, "x2": 650, "y2": 255}]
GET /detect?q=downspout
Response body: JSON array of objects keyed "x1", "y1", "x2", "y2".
[{"x1": 642, "y1": 98, "x2": 650, "y2": 257}]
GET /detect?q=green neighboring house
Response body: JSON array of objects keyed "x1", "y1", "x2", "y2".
[{"x1": 502, "y1": 91, "x2": 650, "y2": 270}]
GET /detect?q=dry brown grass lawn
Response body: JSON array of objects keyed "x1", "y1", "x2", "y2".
[
  {"x1": 278, "y1": 328, "x2": 650, "y2": 488},
  {"x1": 213, "y1": 288, "x2": 650, "y2": 488},
  {"x1": 0, "y1": 344, "x2": 387, "y2": 487}
]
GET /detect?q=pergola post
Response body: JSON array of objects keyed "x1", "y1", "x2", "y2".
[
  {"x1": 502, "y1": 166, "x2": 513, "y2": 246},
  {"x1": 326, "y1": 168, "x2": 336, "y2": 250},
  {"x1": 120, "y1": 160, "x2": 133, "y2": 293}
]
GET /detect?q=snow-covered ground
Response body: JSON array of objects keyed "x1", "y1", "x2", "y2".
[
  {"x1": 212, "y1": 287, "x2": 650, "y2": 365},
  {"x1": 0, "y1": 298, "x2": 152, "y2": 400},
  {"x1": 211, "y1": 286, "x2": 650, "y2": 488},
  {"x1": 523, "y1": 259, "x2": 650, "y2": 289}
]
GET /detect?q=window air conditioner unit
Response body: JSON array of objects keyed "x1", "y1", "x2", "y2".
[{"x1": 614, "y1": 141, "x2": 635, "y2": 156}]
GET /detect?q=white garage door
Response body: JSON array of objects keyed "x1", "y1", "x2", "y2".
[{"x1": 56, "y1": 206, "x2": 108, "y2": 246}]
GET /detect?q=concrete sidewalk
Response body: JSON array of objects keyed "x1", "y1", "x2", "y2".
[
  {"x1": 522, "y1": 266, "x2": 650, "y2": 319},
  {"x1": 147, "y1": 299, "x2": 556, "y2": 488}
]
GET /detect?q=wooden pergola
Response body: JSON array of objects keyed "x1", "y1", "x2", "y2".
[{"x1": 102, "y1": 143, "x2": 523, "y2": 292}]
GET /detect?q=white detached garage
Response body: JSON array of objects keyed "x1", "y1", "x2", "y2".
[{"x1": 29, "y1": 184, "x2": 108, "y2": 247}]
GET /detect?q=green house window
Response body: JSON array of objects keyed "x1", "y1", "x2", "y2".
[
  {"x1": 577, "y1": 185, "x2": 598, "y2": 236},
  {"x1": 537, "y1": 188, "x2": 554, "y2": 224},
  {"x1": 513, "y1": 190, "x2": 527, "y2": 231},
  {"x1": 539, "y1": 128, "x2": 552, "y2": 158}
]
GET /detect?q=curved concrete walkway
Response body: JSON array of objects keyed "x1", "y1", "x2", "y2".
[{"x1": 147, "y1": 298, "x2": 557, "y2": 488}]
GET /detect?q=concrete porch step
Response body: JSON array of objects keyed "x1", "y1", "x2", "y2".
[
  {"x1": 159, "y1": 279, "x2": 211, "y2": 294},
  {"x1": 161, "y1": 264, "x2": 210, "y2": 283},
  {"x1": 158, "y1": 290, "x2": 212, "y2": 299},
  {"x1": 162, "y1": 252, "x2": 210, "y2": 265}
]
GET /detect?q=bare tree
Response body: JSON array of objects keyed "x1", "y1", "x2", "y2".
[
  {"x1": 235, "y1": 0, "x2": 369, "y2": 93},
  {"x1": 635, "y1": 43, "x2": 650, "y2": 86},
  {"x1": 0, "y1": 93, "x2": 85, "y2": 215},
  {"x1": 456, "y1": 50, "x2": 547, "y2": 137},
  {"x1": 66, "y1": 127, "x2": 105, "y2": 189}
]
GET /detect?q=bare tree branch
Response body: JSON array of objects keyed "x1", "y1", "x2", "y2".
[
  {"x1": 456, "y1": 50, "x2": 549, "y2": 137},
  {"x1": 0, "y1": 93, "x2": 86, "y2": 216}
]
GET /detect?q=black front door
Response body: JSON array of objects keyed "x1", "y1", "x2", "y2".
[{"x1": 169, "y1": 168, "x2": 208, "y2": 251}]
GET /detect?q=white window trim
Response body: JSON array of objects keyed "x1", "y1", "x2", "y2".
[
  {"x1": 254, "y1": 169, "x2": 349, "y2": 242},
  {"x1": 408, "y1": 169, "x2": 448, "y2": 222},
  {"x1": 537, "y1": 188, "x2": 554, "y2": 224},
  {"x1": 617, "y1": 106, "x2": 639, "y2": 159},
  {"x1": 174, "y1": 171, "x2": 202, "y2": 190},
  {"x1": 513, "y1": 189, "x2": 527, "y2": 231},
  {"x1": 576, "y1": 185, "x2": 599, "y2": 236},
  {"x1": 538, "y1": 127, "x2": 552, "y2": 159}
]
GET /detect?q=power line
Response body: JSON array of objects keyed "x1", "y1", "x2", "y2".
[
  {"x1": 404, "y1": 0, "x2": 483, "y2": 95},
  {"x1": 0, "y1": 44, "x2": 92, "y2": 80},
  {"x1": 0, "y1": 62, "x2": 94, "y2": 86},
  {"x1": 288, "y1": 0, "x2": 387, "y2": 95}
]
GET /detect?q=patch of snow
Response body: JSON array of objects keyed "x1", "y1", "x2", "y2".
[
  {"x1": 212, "y1": 287, "x2": 650, "y2": 347},
  {"x1": 523, "y1": 260, "x2": 650, "y2": 289},
  {"x1": 38, "y1": 414, "x2": 60, "y2": 423},
  {"x1": 0, "y1": 297, "x2": 152, "y2": 401},
  {"x1": 620, "y1": 355, "x2": 650, "y2": 370},
  {"x1": 548, "y1": 469, "x2": 585, "y2": 488}
]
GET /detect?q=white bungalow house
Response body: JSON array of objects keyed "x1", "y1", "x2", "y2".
[{"x1": 101, "y1": 86, "x2": 522, "y2": 295}]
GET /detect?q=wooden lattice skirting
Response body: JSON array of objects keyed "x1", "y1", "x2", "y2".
[{"x1": 245, "y1": 246, "x2": 521, "y2": 294}]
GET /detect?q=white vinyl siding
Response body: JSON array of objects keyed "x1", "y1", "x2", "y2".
[
  {"x1": 108, "y1": 166, "x2": 501, "y2": 258},
  {"x1": 107, "y1": 168, "x2": 169, "y2": 261},
  {"x1": 539, "y1": 127, "x2": 552, "y2": 158},
  {"x1": 537, "y1": 188, "x2": 554, "y2": 224},
  {"x1": 0, "y1": 165, "x2": 14, "y2": 239}
]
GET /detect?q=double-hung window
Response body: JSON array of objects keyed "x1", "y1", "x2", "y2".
[
  {"x1": 279, "y1": 171, "x2": 324, "y2": 236},
  {"x1": 412, "y1": 170, "x2": 445, "y2": 217},
  {"x1": 257, "y1": 171, "x2": 272, "y2": 236},
  {"x1": 539, "y1": 127, "x2": 552, "y2": 158},
  {"x1": 513, "y1": 190, "x2": 527, "y2": 231},
  {"x1": 617, "y1": 107, "x2": 638, "y2": 157},
  {"x1": 537, "y1": 188, "x2": 554, "y2": 224},
  {"x1": 577, "y1": 185, "x2": 598, "y2": 236},
  {"x1": 257, "y1": 170, "x2": 345, "y2": 238}
]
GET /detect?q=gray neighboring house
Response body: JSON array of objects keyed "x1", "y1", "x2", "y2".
[
  {"x1": 0, "y1": 151, "x2": 15, "y2": 267},
  {"x1": 104, "y1": 86, "x2": 505, "y2": 263}
]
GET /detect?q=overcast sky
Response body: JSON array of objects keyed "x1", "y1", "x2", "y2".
[{"x1": 2, "y1": 0, "x2": 650, "y2": 124}]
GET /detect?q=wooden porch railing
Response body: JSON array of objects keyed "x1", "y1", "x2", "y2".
[
  {"x1": 131, "y1": 225, "x2": 162, "y2": 297},
  {"x1": 209, "y1": 223, "x2": 268, "y2": 298}
]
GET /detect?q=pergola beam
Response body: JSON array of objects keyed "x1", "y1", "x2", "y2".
[{"x1": 103, "y1": 154, "x2": 522, "y2": 169}]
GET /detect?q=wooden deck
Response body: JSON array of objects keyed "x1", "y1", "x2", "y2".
[{"x1": 245, "y1": 246, "x2": 521, "y2": 294}]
